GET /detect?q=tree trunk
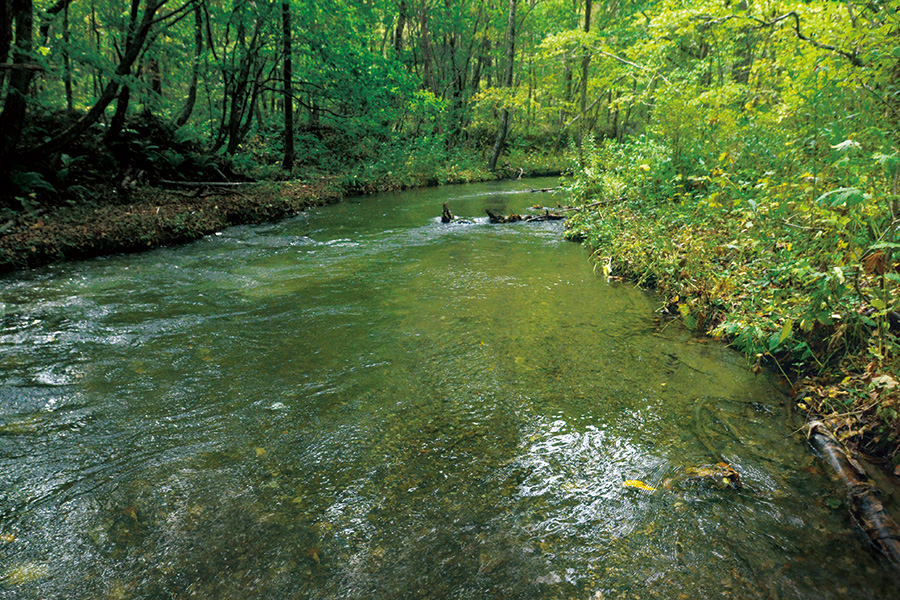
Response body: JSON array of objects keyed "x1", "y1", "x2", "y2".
[
  {"x1": 394, "y1": 0, "x2": 407, "y2": 55},
  {"x1": 106, "y1": 0, "x2": 142, "y2": 140},
  {"x1": 579, "y1": 0, "x2": 592, "y2": 136},
  {"x1": 62, "y1": 1, "x2": 72, "y2": 110},
  {"x1": 418, "y1": 3, "x2": 436, "y2": 93},
  {"x1": 488, "y1": 0, "x2": 516, "y2": 172},
  {"x1": 90, "y1": 0, "x2": 100, "y2": 97},
  {"x1": 471, "y1": 37, "x2": 488, "y2": 93},
  {"x1": 105, "y1": 85, "x2": 131, "y2": 142},
  {"x1": 0, "y1": 0, "x2": 12, "y2": 93},
  {"x1": 175, "y1": 3, "x2": 202, "y2": 127},
  {"x1": 0, "y1": 0, "x2": 36, "y2": 164},
  {"x1": 148, "y1": 58, "x2": 162, "y2": 98},
  {"x1": 281, "y1": 0, "x2": 294, "y2": 170}
]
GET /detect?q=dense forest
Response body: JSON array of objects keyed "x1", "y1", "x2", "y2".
[
  {"x1": 3, "y1": 0, "x2": 891, "y2": 197},
  {"x1": 2, "y1": 2, "x2": 900, "y2": 459}
]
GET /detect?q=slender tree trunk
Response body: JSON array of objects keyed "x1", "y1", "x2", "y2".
[
  {"x1": 308, "y1": 96, "x2": 319, "y2": 128},
  {"x1": 90, "y1": 0, "x2": 100, "y2": 97},
  {"x1": 0, "y1": 0, "x2": 36, "y2": 164},
  {"x1": 0, "y1": 0, "x2": 12, "y2": 92},
  {"x1": 281, "y1": 0, "x2": 294, "y2": 170},
  {"x1": 148, "y1": 58, "x2": 162, "y2": 98},
  {"x1": 488, "y1": 0, "x2": 516, "y2": 172},
  {"x1": 175, "y1": 2, "x2": 203, "y2": 127},
  {"x1": 559, "y1": 59, "x2": 572, "y2": 128},
  {"x1": 63, "y1": 1, "x2": 72, "y2": 110},
  {"x1": 418, "y1": 2, "x2": 436, "y2": 93},
  {"x1": 394, "y1": 0, "x2": 407, "y2": 55},
  {"x1": 579, "y1": 0, "x2": 592, "y2": 136}
]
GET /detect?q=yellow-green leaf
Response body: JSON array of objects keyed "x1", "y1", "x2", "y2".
[
  {"x1": 778, "y1": 319, "x2": 793, "y2": 344},
  {"x1": 623, "y1": 480, "x2": 656, "y2": 492}
]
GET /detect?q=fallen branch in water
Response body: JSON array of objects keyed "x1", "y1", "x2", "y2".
[
  {"x1": 807, "y1": 421, "x2": 900, "y2": 569},
  {"x1": 485, "y1": 208, "x2": 566, "y2": 223}
]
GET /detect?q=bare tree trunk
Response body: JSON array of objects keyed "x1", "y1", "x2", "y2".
[
  {"x1": 281, "y1": 0, "x2": 293, "y2": 170},
  {"x1": 148, "y1": 58, "x2": 162, "y2": 98},
  {"x1": 488, "y1": 0, "x2": 516, "y2": 172},
  {"x1": 559, "y1": 59, "x2": 571, "y2": 128},
  {"x1": 90, "y1": 0, "x2": 100, "y2": 97},
  {"x1": 471, "y1": 37, "x2": 488, "y2": 93}
]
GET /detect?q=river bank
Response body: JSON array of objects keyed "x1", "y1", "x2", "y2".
[
  {"x1": 0, "y1": 179, "x2": 348, "y2": 274},
  {"x1": 565, "y1": 190, "x2": 900, "y2": 473},
  {"x1": 0, "y1": 163, "x2": 564, "y2": 274}
]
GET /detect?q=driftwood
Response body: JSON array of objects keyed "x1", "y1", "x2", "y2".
[
  {"x1": 485, "y1": 208, "x2": 566, "y2": 224},
  {"x1": 438, "y1": 205, "x2": 566, "y2": 225},
  {"x1": 527, "y1": 186, "x2": 561, "y2": 193},
  {"x1": 808, "y1": 421, "x2": 900, "y2": 569}
]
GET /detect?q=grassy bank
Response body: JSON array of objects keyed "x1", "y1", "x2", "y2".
[{"x1": 565, "y1": 137, "x2": 900, "y2": 469}]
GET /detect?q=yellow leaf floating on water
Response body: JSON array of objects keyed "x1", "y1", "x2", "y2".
[{"x1": 623, "y1": 480, "x2": 656, "y2": 492}]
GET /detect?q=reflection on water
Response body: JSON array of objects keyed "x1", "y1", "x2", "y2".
[{"x1": 1, "y1": 178, "x2": 898, "y2": 599}]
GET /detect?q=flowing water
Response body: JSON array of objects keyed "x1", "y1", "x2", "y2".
[{"x1": 1, "y1": 178, "x2": 898, "y2": 599}]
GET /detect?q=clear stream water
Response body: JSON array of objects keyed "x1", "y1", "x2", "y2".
[{"x1": 1, "y1": 178, "x2": 898, "y2": 599}]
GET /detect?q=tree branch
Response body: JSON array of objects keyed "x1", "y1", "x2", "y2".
[{"x1": 749, "y1": 11, "x2": 863, "y2": 66}]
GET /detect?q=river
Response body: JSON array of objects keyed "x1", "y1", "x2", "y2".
[{"x1": 1, "y1": 178, "x2": 897, "y2": 598}]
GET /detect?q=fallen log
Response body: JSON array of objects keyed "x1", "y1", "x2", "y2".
[
  {"x1": 159, "y1": 180, "x2": 255, "y2": 188},
  {"x1": 808, "y1": 421, "x2": 900, "y2": 569},
  {"x1": 485, "y1": 209, "x2": 566, "y2": 224},
  {"x1": 486, "y1": 209, "x2": 522, "y2": 224}
]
